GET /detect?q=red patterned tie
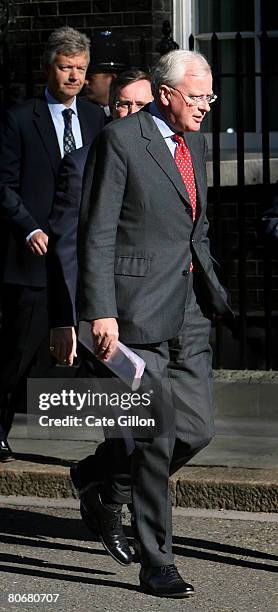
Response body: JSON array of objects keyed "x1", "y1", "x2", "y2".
[{"x1": 173, "y1": 134, "x2": 196, "y2": 221}]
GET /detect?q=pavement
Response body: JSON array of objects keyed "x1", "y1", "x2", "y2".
[
  {"x1": 1, "y1": 371, "x2": 278, "y2": 512},
  {"x1": 0, "y1": 499, "x2": 277, "y2": 612}
]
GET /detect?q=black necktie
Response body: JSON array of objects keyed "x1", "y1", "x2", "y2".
[{"x1": 62, "y1": 108, "x2": 76, "y2": 155}]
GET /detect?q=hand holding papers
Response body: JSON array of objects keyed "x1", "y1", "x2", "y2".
[{"x1": 78, "y1": 321, "x2": 146, "y2": 391}]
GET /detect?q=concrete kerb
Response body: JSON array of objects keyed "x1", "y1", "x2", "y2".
[
  {"x1": 1, "y1": 461, "x2": 277, "y2": 512},
  {"x1": 1, "y1": 369, "x2": 277, "y2": 511},
  {"x1": 174, "y1": 467, "x2": 278, "y2": 513}
]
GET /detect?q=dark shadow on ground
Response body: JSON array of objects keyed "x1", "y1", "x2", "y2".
[
  {"x1": 0, "y1": 508, "x2": 277, "y2": 574},
  {"x1": 10, "y1": 453, "x2": 73, "y2": 467},
  {"x1": 0, "y1": 562, "x2": 141, "y2": 592}
]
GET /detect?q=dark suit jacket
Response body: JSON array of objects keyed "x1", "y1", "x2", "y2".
[
  {"x1": 47, "y1": 145, "x2": 90, "y2": 327},
  {"x1": 0, "y1": 97, "x2": 104, "y2": 287},
  {"x1": 78, "y1": 107, "x2": 233, "y2": 345}
]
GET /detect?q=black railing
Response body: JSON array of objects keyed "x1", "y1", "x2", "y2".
[{"x1": 190, "y1": 31, "x2": 278, "y2": 369}]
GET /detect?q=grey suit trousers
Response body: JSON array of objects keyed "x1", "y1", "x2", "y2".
[{"x1": 89, "y1": 275, "x2": 214, "y2": 567}]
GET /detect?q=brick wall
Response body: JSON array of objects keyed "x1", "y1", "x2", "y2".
[
  {"x1": 3, "y1": 0, "x2": 172, "y2": 100},
  {"x1": 207, "y1": 191, "x2": 278, "y2": 313}
]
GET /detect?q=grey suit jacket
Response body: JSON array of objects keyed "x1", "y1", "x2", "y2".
[{"x1": 78, "y1": 107, "x2": 232, "y2": 344}]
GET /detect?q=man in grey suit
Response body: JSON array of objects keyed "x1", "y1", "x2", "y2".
[
  {"x1": 77, "y1": 50, "x2": 233, "y2": 598},
  {"x1": 47, "y1": 70, "x2": 153, "y2": 364}
]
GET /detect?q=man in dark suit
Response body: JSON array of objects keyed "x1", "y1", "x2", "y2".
[
  {"x1": 0, "y1": 26, "x2": 104, "y2": 459},
  {"x1": 77, "y1": 50, "x2": 233, "y2": 598}
]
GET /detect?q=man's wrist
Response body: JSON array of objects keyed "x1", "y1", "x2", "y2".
[{"x1": 26, "y1": 228, "x2": 42, "y2": 242}]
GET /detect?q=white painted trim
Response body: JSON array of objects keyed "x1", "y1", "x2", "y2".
[
  {"x1": 172, "y1": 0, "x2": 192, "y2": 50},
  {"x1": 172, "y1": 0, "x2": 278, "y2": 150}
]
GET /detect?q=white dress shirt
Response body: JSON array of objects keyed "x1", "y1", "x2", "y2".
[
  {"x1": 149, "y1": 100, "x2": 178, "y2": 157},
  {"x1": 45, "y1": 88, "x2": 83, "y2": 156}
]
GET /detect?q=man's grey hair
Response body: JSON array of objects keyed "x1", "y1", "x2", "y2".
[
  {"x1": 109, "y1": 69, "x2": 151, "y2": 109},
  {"x1": 151, "y1": 49, "x2": 211, "y2": 99},
  {"x1": 43, "y1": 26, "x2": 90, "y2": 67}
]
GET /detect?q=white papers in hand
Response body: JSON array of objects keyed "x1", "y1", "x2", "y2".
[{"x1": 78, "y1": 321, "x2": 146, "y2": 391}]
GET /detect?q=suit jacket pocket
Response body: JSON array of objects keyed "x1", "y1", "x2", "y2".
[{"x1": 114, "y1": 255, "x2": 151, "y2": 277}]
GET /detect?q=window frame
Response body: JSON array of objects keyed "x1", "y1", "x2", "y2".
[{"x1": 172, "y1": 0, "x2": 278, "y2": 153}]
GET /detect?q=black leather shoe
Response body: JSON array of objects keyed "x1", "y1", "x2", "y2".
[
  {"x1": 139, "y1": 565, "x2": 194, "y2": 598},
  {"x1": 81, "y1": 488, "x2": 133, "y2": 566},
  {"x1": 0, "y1": 439, "x2": 13, "y2": 461}
]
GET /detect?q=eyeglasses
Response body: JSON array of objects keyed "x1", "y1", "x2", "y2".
[
  {"x1": 170, "y1": 87, "x2": 217, "y2": 106},
  {"x1": 115, "y1": 100, "x2": 146, "y2": 112}
]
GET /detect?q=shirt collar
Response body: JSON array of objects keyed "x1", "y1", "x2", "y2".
[
  {"x1": 149, "y1": 100, "x2": 179, "y2": 139},
  {"x1": 45, "y1": 88, "x2": 78, "y2": 117}
]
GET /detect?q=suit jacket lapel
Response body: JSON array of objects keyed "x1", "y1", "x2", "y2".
[
  {"x1": 33, "y1": 98, "x2": 61, "y2": 174},
  {"x1": 77, "y1": 100, "x2": 93, "y2": 146},
  {"x1": 33, "y1": 98, "x2": 95, "y2": 173},
  {"x1": 138, "y1": 110, "x2": 191, "y2": 207}
]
